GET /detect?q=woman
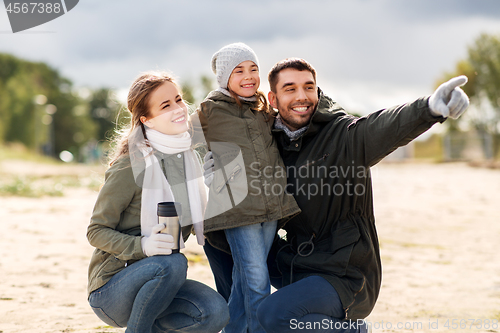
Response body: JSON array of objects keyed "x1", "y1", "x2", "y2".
[{"x1": 86, "y1": 71, "x2": 229, "y2": 333}]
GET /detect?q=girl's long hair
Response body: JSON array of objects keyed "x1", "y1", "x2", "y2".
[
  {"x1": 227, "y1": 88, "x2": 273, "y2": 116},
  {"x1": 108, "y1": 71, "x2": 177, "y2": 165}
]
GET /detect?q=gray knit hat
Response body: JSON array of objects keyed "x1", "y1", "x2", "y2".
[{"x1": 211, "y1": 42, "x2": 259, "y2": 89}]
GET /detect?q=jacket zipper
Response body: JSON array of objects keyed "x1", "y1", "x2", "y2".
[
  {"x1": 344, "y1": 277, "x2": 366, "y2": 320},
  {"x1": 241, "y1": 106, "x2": 272, "y2": 217}
]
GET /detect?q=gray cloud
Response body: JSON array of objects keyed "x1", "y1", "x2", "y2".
[{"x1": 1, "y1": 0, "x2": 500, "y2": 113}]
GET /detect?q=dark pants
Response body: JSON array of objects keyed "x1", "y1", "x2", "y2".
[
  {"x1": 257, "y1": 276, "x2": 365, "y2": 333},
  {"x1": 203, "y1": 241, "x2": 233, "y2": 302},
  {"x1": 204, "y1": 238, "x2": 366, "y2": 333}
]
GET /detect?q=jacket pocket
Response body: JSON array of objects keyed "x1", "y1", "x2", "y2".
[
  {"x1": 318, "y1": 219, "x2": 361, "y2": 276},
  {"x1": 214, "y1": 163, "x2": 242, "y2": 194},
  {"x1": 289, "y1": 221, "x2": 360, "y2": 278},
  {"x1": 97, "y1": 254, "x2": 127, "y2": 283},
  {"x1": 330, "y1": 219, "x2": 361, "y2": 253},
  {"x1": 204, "y1": 142, "x2": 249, "y2": 220}
]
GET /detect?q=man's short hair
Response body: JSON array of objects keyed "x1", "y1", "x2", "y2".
[{"x1": 268, "y1": 58, "x2": 317, "y2": 93}]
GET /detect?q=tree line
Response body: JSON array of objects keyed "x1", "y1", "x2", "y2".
[
  {"x1": 0, "y1": 53, "x2": 121, "y2": 161},
  {"x1": 1, "y1": 32, "x2": 500, "y2": 162},
  {"x1": 0, "y1": 53, "x2": 214, "y2": 163},
  {"x1": 436, "y1": 33, "x2": 500, "y2": 159}
]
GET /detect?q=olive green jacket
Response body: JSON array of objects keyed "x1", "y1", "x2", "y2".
[
  {"x1": 272, "y1": 89, "x2": 445, "y2": 320},
  {"x1": 87, "y1": 152, "x2": 193, "y2": 297},
  {"x1": 198, "y1": 91, "x2": 301, "y2": 253}
]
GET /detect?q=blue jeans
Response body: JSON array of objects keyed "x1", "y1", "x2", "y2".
[
  {"x1": 257, "y1": 276, "x2": 366, "y2": 333},
  {"x1": 223, "y1": 220, "x2": 277, "y2": 333},
  {"x1": 88, "y1": 254, "x2": 229, "y2": 333}
]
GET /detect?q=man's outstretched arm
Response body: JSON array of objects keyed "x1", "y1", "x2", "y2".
[{"x1": 346, "y1": 76, "x2": 470, "y2": 167}]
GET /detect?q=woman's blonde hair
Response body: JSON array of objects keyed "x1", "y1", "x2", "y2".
[{"x1": 108, "y1": 71, "x2": 178, "y2": 165}]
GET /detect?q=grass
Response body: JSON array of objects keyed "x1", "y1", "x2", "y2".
[
  {"x1": 0, "y1": 176, "x2": 64, "y2": 197},
  {"x1": 0, "y1": 142, "x2": 60, "y2": 164},
  {"x1": 414, "y1": 134, "x2": 444, "y2": 162},
  {"x1": 185, "y1": 253, "x2": 208, "y2": 264},
  {"x1": 0, "y1": 143, "x2": 104, "y2": 197},
  {"x1": 0, "y1": 174, "x2": 104, "y2": 197}
]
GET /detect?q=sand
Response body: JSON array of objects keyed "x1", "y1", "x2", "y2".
[{"x1": 0, "y1": 161, "x2": 499, "y2": 333}]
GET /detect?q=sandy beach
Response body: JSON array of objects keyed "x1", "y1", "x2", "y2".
[{"x1": 0, "y1": 160, "x2": 499, "y2": 333}]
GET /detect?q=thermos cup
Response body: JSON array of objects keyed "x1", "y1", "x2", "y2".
[{"x1": 157, "y1": 202, "x2": 181, "y2": 254}]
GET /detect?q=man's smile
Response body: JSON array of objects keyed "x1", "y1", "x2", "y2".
[{"x1": 291, "y1": 103, "x2": 313, "y2": 115}]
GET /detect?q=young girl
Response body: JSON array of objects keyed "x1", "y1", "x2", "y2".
[
  {"x1": 199, "y1": 43, "x2": 301, "y2": 333},
  {"x1": 86, "y1": 71, "x2": 229, "y2": 333}
]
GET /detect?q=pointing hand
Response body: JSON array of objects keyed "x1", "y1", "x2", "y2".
[{"x1": 429, "y1": 75, "x2": 469, "y2": 119}]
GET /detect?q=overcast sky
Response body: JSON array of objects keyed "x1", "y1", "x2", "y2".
[{"x1": 1, "y1": 0, "x2": 500, "y2": 114}]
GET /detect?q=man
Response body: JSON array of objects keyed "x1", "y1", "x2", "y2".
[{"x1": 204, "y1": 58, "x2": 469, "y2": 333}]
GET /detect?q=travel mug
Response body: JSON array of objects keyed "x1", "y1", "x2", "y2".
[{"x1": 157, "y1": 202, "x2": 182, "y2": 254}]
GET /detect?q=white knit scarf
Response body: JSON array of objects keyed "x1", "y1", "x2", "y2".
[{"x1": 130, "y1": 127, "x2": 206, "y2": 247}]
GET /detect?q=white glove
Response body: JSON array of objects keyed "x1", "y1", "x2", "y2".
[
  {"x1": 203, "y1": 151, "x2": 215, "y2": 187},
  {"x1": 140, "y1": 223, "x2": 175, "y2": 256},
  {"x1": 429, "y1": 75, "x2": 469, "y2": 119}
]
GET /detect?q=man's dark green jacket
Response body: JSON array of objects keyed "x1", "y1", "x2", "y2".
[{"x1": 272, "y1": 89, "x2": 445, "y2": 320}]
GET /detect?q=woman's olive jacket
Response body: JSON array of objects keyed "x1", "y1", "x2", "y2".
[{"x1": 86, "y1": 152, "x2": 193, "y2": 296}]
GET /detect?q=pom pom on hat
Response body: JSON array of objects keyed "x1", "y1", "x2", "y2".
[{"x1": 211, "y1": 42, "x2": 259, "y2": 89}]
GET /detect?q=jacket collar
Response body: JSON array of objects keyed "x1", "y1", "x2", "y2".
[{"x1": 205, "y1": 90, "x2": 255, "y2": 106}]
